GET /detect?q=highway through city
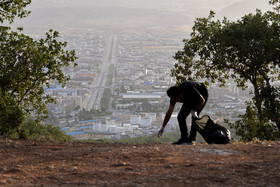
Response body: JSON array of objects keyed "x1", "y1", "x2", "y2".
[{"x1": 81, "y1": 35, "x2": 117, "y2": 110}]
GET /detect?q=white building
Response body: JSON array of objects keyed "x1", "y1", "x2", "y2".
[
  {"x1": 167, "y1": 114, "x2": 178, "y2": 125},
  {"x1": 109, "y1": 125, "x2": 117, "y2": 133},
  {"x1": 130, "y1": 115, "x2": 141, "y2": 125},
  {"x1": 116, "y1": 127, "x2": 124, "y2": 134},
  {"x1": 131, "y1": 125, "x2": 139, "y2": 131},
  {"x1": 123, "y1": 123, "x2": 132, "y2": 132},
  {"x1": 100, "y1": 124, "x2": 109, "y2": 133},
  {"x1": 119, "y1": 93, "x2": 164, "y2": 99},
  {"x1": 144, "y1": 113, "x2": 157, "y2": 122},
  {"x1": 92, "y1": 122, "x2": 101, "y2": 132},
  {"x1": 140, "y1": 117, "x2": 151, "y2": 127}
]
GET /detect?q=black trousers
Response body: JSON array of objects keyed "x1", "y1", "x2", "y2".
[{"x1": 177, "y1": 86, "x2": 208, "y2": 141}]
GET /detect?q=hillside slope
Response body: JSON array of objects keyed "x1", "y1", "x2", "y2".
[{"x1": 0, "y1": 137, "x2": 279, "y2": 186}]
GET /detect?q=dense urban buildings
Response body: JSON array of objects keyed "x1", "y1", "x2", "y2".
[
  {"x1": 13, "y1": 0, "x2": 272, "y2": 140},
  {"x1": 43, "y1": 30, "x2": 252, "y2": 140}
]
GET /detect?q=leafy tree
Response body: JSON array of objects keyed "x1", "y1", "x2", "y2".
[
  {"x1": 172, "y1": 1, "x2": 280, "y2": 140},
  {"x1": 0, "y1": 1, "x2": 77, "y2": 135},
  {"x1": 0, "y1": 0, "x2": 31, "y2": 24}
]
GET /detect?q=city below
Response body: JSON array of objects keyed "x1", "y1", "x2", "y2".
[{"x1": 43, "y1": 30, "x2": 254, "y2": 140}]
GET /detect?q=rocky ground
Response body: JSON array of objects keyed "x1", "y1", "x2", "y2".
[{"x1": 0, "y1": 137, "x2": 279, "y2": 186}]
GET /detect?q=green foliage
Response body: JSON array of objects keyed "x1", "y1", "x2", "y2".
[
  {"x1": 86, "y1": 131, "x2": 181, "y2": 144},
  {"x1": 118, "y1": 132, "x2": 180, "y2": 144},
  {"x1": 77, "y1": 108, "x2": 110, "y2": 121},
  {"x1": 172, "y1": 2, "x2": 280, "y2": 140},
  {"x1": 77, "y1": 109, "x2": 96, "y2": 121},
  {"x1": 101, "y1": 88, "x2": 112, "y2": 112},
  {"x1": 0, "y1": 1, "x2": 78, "y2": 135},
  {"x1": 14, "y1": 119, "x2": 72, "y2": 141},
  {"x1": 0, "y1": 0, "x2": 31, "y2": 24},
  {"x1": 260, "y1": 85, "x2": 280, "y2": 127},
  {"x1": 226, "y1": 102, "x2": 279, "y2": 141},
  {"x1": 0, "y1": 27, "x2": 77, "y2": 134},
  {"x1": 105, "y1": 64, "x2": 114, "y2": 86},
  {"x1": 0, "y1": 96, "x2": 25, "y2": 135},
  {"x1": 269, "y1": 0, "x2": 280, "y2": 12}
]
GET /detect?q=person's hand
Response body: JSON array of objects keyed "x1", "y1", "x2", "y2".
[
  {"x1": 158, "y1": 127, "x2": 164, "y2": 138},
  {"x1": 191, "y1": 111, "x2": 199, "y2": 119}
]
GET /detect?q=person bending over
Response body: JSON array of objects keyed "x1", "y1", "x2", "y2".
[{"x1": 158, "y1": 81, "x2": 208, "y2": 145}]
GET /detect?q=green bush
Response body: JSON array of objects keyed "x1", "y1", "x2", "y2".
[
  {"x1": 0, "y1": 100, "x2": 25, "y2": 135},
  {"x1": 13, "y1": 119, "x2": 72, "y2": 141},
  {"x1": 227, "y1": 103, "x2": 279, "y2": 141},
  {"x1": 86, "y1": 131, "x2": 181, "y2": 144}
]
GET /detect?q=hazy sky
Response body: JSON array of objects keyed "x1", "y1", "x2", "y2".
[{"x1": 15, "y1": 0, "x2": 272, "y2": 33}]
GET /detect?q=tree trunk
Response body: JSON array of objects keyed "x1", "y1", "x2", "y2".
[{"x1": 253, "y1": 83, "x2": 263, "y2": 126}]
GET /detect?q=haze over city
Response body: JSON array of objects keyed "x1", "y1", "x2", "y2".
[
  {"x1": 15, "y1": 0, "x2": 271, "y2": 33},
  {"x1": 9, "y1": 0, "x2": 274, "y2": 140},
  {"x1": 2, "y1": 2, "x2": 280, "y2": 186}
]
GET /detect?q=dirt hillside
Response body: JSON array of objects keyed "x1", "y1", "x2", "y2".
[{"x1": 0, "y1": 137, "x2": 279, "y2": 186}]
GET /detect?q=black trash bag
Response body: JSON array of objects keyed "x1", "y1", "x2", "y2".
[{"x1": 193, "y1": 115, "x2": 231, "y2": 144}]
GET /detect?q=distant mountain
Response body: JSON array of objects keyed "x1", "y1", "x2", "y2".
[
  {"x1": 217, "y1": 0, "x2": 272, "y2": 20},
  {"x1": 15, "y1": 6, "x2": 192, "y2": 32},
  {"x1": 14, "y1": 0, "x2": 272, "y2": 33}
]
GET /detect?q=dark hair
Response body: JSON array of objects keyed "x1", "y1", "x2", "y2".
[{"x1": 167, "y1": 86, "x2": 181, "y2": 98}]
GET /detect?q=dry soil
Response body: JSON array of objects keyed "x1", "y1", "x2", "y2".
[{"x1": 0, "y1": 137, "x2": 279, "y2": 186}]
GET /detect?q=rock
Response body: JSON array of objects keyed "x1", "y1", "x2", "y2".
[
  {"x1": 112, "y1": 162, "x2": 129, "y2": 167},
  {"x1": 67, "y1": 166, "x2": 78, "y2": 172},
  {"x1": 46, "y1": 165, "x2": 55, "y2": 169},
  {"x1": 164, "y1": 165, "x2": 174, "y2": 169},
  {"x1": 0, "y1": 167, "x2": 6, "y2": 172},
  {"x1": 5, "y1": 167, "x2": 27, "y2": 174}
]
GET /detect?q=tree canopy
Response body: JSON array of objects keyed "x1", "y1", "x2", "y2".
[
  {"x1": 0, "y1": 0, "x2": 31, "y2": 24},
  {"x1": 0, "y1": 0, "x2": 77, "y2": 135},
  {"x1": 172, "y1": 1, "x2": 280, "y2": 140}
]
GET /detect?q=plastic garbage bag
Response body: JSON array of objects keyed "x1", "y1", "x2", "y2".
[{"x1": 193, "y1": 115, "x2": 231, "y2": 144}]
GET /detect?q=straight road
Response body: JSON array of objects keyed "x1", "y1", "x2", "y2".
[{"x1": 81, "y1": 35, "x2": 117, "y2": 110}]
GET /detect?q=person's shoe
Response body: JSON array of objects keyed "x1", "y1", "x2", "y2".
[
  {"x1": 172, "y1": 138, "x2": 189, "y2": 145},
  {"x1": 188, "y1": 137, "x2": 196, "y2": 145},
  {"x1": 186, "y1": 140, "x2": 195, "y2": 145}
]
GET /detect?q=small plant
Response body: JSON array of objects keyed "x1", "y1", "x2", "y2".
[{"x1": 13, "y1": 119, "x2": 72, "y2": 142}]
